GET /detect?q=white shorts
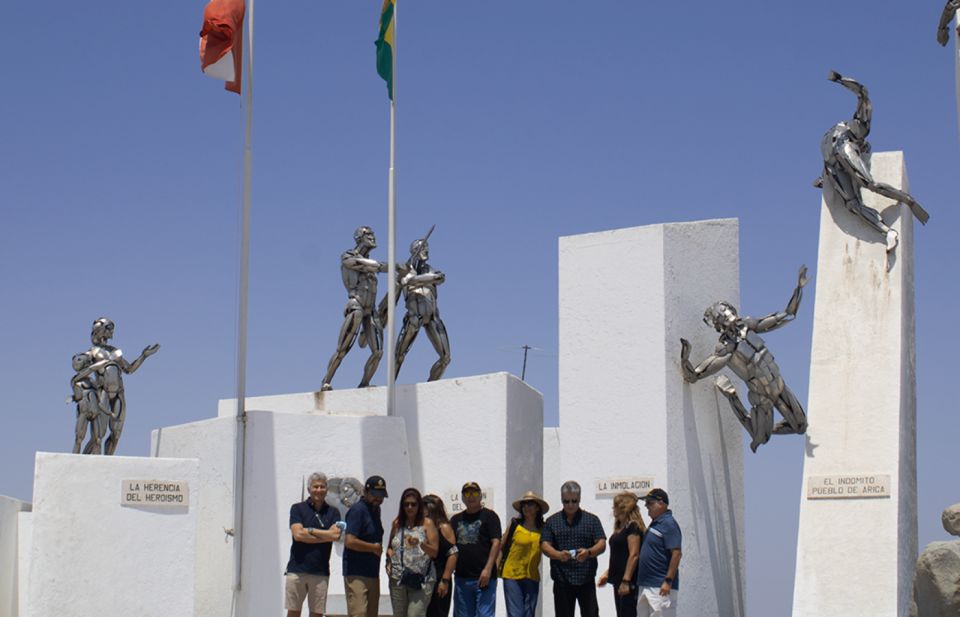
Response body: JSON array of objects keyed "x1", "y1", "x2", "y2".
[{"x1": 636, "y1": 586, "x2": 677, "y2": 617}]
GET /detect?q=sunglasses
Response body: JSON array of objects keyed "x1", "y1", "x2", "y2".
[
  {"x1": 562, "y1": 499, "x2": 579, "y2": 505},
  {"x1": 462, "y1": 490, "x2": 480, "y2": 497},
  {"x1": 403, "y1": 501, "x2": 419, "y2": 508}
]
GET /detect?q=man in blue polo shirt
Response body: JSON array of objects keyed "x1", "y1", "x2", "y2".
[
  {"x1": 343, "y1": 475, "x2": 387, "y2": 617},
  {"x1": 285, "y1": 472, "x2": 343, "y2": 617},
  {"x1": 635, "y1": 489, "x2": 682, "y2": 617}
]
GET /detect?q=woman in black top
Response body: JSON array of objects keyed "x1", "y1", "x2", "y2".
[
  {"x1": 423, "y1": 494, "x2": 459, "y2": 617},
  {"x1": 597, "y1": 492, "x2": 645, "y2": 617}
]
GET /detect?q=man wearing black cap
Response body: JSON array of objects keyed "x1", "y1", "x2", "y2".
[
  {"x1": 450, "y1": 481, "x2": 502, "y2": 617},
  {"x1": 343, "y1": 475, "x2": 388, "y2": 617},
  {"x1": 636, "y1": 489, "x2": 681, "y2": 617}
]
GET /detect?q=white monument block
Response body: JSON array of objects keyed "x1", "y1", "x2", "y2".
[
  {"x1": 26, "y1": 452, "x2": 199, "y2": 617},
  {"x1": 792, "y1": 151, "x2": 918, "y2": 617},
  {"x1": 155, "y1": 373, "x2": 542, "y2": 617},
  {"x1": 17, "y1": 512, "x2": 31, "y2": 617},
  {"x1": 0, "y1": 495, "x2": 30, "y2": 617},
  {"x1": 557, "y1": 219, "x2": 745, "y2": 617}
]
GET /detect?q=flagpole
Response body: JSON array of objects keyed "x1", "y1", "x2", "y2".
[
  {"x1": 232, "y1": 0, "x2": 254, "y2": 595},
  {"x1": 386, "y1": 0, "x2": 398, "y2": 417}
]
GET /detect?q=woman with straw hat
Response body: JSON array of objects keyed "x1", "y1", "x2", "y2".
[{"x1": 497, "y1": 491, "x2": 549, "y2": 617}]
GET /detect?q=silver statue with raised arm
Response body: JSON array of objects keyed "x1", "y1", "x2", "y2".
[
  {"x1": 80, "y1": 318, "x2": 160, "y2": 455},
  {"x1": 383, "y1": 226, "x2": 451, "y2": 382},
  {"x1": 680, "y1": 267, "x2": 809, "y2": 453},
  {"x1": 321, "y1": 226, "x2": 389, "y2": 391},
  {"x1": 938, "y1": 1, "x2": 960, "y2": 46},
  {"x1": 815, "y1": 71, "x2": 929, "y2": 254}
]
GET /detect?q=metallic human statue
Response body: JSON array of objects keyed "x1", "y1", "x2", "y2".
[
  {"x1": 86, "y1": 318, "x2": 160, "y2": 455},
  {"x1": 815, "y1": 71, "x2": 929, "y2": 254},
  {"x1": 69, "y1": 352, "x2": 113, "y2": 454},
  {"x1": 321, "y1": 227, "x2": 389, "y2": 391},
  {"x1": 680, "y1": 266, "x2": 809, "y2": 453},
  {"x1": 386, "y1": 228, "x2": 451, "y2": 382},
  {"x1": 326, "y1": 477, "x2": 364, "y2": 509},
  {"x1": 937, "y1": 1, "x2": 960, "y2": 46}
]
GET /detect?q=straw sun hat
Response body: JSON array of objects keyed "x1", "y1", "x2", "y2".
[{"x1": 512, "y1": 491, "x2": 550, "y2": 514}]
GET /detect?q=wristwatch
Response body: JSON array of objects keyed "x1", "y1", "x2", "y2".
[{"x1": 663, "y1": 577, "x2": 673, "y2": 585}]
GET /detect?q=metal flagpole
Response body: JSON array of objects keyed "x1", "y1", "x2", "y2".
[
  {"x1": 232, "y1": 0, "x2": 254, "y2": 595},
  {"x1": 386, "y1": 0, "x2": 398, "y2": 417}
]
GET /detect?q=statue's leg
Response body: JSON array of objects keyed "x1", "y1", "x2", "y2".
[
  {"x1": 864, "y1": 181, "x2": 930, "y2": 225},
  {"x1": 424, "y1": 317, "x2": 451, "y2": 382},
  {"x1": 358, "y1": 315, "x2": 384, "y2": 388},
  {"x1": 715, "y1": 376, "x2": 753, "y2": 433},
  {"x1": 773, "y1": 385, "x2": 808, "y2": 435},
  {"x1": 748, "y1": 399, "x2": 775, "y2": 453},
  {"x1": 73, "y1": 409, "x2": 87, "y2": 454},
  {"x1": 836, "y1": 153, "x2": 899, "y2": 249},
  {"x1": 105, "y1": 393, "x2": 126, "y2": 456},
  {"x1": 321, "y1": 307, "x2": 363, "y2": 390},
  {"x1": 394, "y1": 313, "x2": 421, "y2": 379}
]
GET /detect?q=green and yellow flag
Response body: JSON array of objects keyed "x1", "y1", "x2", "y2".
[{"x1": 376, "y1": 0, "x2": 395, "y2": 100}]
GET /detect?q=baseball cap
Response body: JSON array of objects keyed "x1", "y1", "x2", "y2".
[
  {"x1": 461, "y1": 481, "x2": 481, "y2": 494},
  {"x1": 364, "y1": 475, "x2": 388, "y2": 498},
  {"x1": 643, "y1": 488, "x2": 669, "y2": 505}
]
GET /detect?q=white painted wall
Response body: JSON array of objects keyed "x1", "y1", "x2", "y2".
[
  {"x1": 792, "y1": 152, "x2": 918, "y2": 617},
  {"x1": 17, "y1": 512, "x2": 31, "y2": 617},
  {"x1": 557, "y1": 220, "x2": 745, "y2": 617},
  {"x1": 0, "y1": 495, "x2": 30, "y2": 617},
  {"x1": 26, "y1": 452, "x2": 199, "y2": 617},
  {"x1": 152, "y1": 416, "x2": 237, "y2": 617}
]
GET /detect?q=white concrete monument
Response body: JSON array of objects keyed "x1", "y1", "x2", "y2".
[
  {"x1": 552, "y1": 219, "x2": 746, "y2": 617},
  {"x1": 792, "y1": 152, "x2": 918, "y2": 617},
  {"x1": 26, "y1": 452, "x2": 199, "y2": 617},
  {"x1": 153, "y1": 372, "x2": 542, "y2": 617},
  {"x1": 0, "y1": 495, "x2": 30, "y2": 617}
]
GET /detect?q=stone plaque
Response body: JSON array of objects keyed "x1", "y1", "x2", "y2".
[
  {"x1": 442, "y1": 487, "x2": 495, "y2": 515},
  {"x1": 121, "y1": 479, "x2": 189, "y2": 508},
  {"x1": 595, "y1": 477, "x2": 655, "y2": 498},
  {"x1": 806, "y1": 474, "x2": 891, "y2": 499}
]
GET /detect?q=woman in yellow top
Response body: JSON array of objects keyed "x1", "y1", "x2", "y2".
[{"x1": 498, "y1": 491, "x2": 549, "y2": 617}]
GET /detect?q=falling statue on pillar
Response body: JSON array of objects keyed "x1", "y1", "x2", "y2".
[
  {"x1": 814, "y1": 71, "x2": 929, "y2": 256},
  {"x1": 937, "y1": 1, "x2": 960, "y2": 46},
  {"x1": 680, "y1": 266, "x2": 809, "y2": 452}
]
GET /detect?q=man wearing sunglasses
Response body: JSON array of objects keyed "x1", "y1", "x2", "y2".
[
  {"x1": 541, "y1": 481, "x2": 606, "y2": 617},
  {"x1": 450, "y1": 482, "x2": 502, "y2": 617}
]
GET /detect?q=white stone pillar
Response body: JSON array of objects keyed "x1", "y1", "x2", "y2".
[
  {"x1": 792, "y1": 151, "x2": 918, "y2": 617},
  {"x1": 557, "y1": 220, "x2": 745, "y2": 617},
  {"x1": 26, "y1": 453, "x2": 199, "y2": 617}
]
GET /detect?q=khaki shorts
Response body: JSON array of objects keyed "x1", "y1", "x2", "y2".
[
  {"x1": 285, "y1": 573, "x2": 330, "y2": 613},
  {"x1": 345, "y1": 575, "x2": 380, "y2": 617}
]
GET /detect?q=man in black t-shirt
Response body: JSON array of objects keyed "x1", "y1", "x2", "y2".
[
  {"x1": 286, "y1": 472, "x2": 343, "y2": 617},
  {"x1": 450, "y1": 481, "x2": 502, "y2": 617}
]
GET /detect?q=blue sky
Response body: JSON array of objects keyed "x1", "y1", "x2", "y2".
[{"x1": 2, "y1": 1, "x2": 958, "y2": 614}]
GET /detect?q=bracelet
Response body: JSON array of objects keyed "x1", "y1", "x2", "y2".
[{"x1": 441, "y1": 578, "x2": 451, "y2": 584}]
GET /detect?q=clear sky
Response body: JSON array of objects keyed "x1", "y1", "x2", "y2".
[{"x1": 2, "y1": 1, "x2": 958, "y2": 614}]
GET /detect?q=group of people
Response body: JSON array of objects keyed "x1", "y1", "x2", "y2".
[{"x1": 285, "y1": 475, "x2": 683, "y2": 617}]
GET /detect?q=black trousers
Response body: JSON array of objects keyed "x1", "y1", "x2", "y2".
[
  {"x1": 612, "y1": 585, "x2": 638, "y2": 617},
  {"x1": 553, "y1": 581, "x2": 599, "y2": 617},
  {"x1": 426, "y1": 586, "x2": 452, "y2": 617}
]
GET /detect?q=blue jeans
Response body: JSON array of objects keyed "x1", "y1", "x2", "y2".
[
  {"x1": 502, "y1": 578, "x2": 539, "y2": 617},
  {"x1": 454, "y1": 577, "x2": 497, "y2": 617}
]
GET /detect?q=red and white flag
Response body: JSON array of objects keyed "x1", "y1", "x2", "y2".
[{"x1": 199, "y1": 0, "x2": 244, "y2": 94}]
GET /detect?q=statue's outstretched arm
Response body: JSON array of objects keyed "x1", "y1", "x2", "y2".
[
  {"x1": 752, "y1": 266, "x2": 808, "y2": 333},
  {"x1": 680, "y1": 339, "x2": 732, "y2": 384},
  {"x1": 404, "y1": 271, "x2": 445, "y2": 288},
  {"x1": 938, "y1": 1, "x2": 960, "y2": 46},
  {"x1": 122, "y1": 344, "x2": 161, "y2": 374},
  {"x1": 829, "y1": 71, "x2": 871, "y2": 136}
]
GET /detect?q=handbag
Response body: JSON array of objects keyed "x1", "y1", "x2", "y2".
[{"x1": 398, "y1": 527, "x2": 426, "y2": 590}]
